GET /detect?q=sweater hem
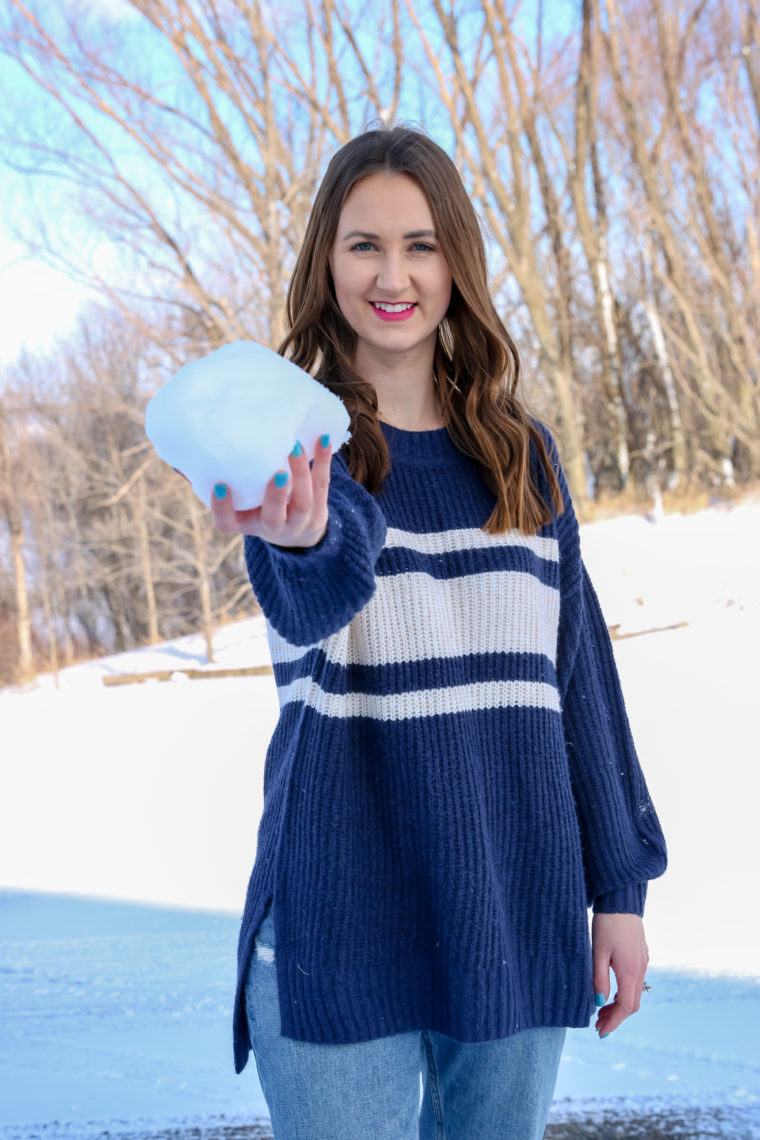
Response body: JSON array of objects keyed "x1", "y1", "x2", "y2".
[{"x1": 275, "y1": 945, "x2": 595, "y2": 1045}]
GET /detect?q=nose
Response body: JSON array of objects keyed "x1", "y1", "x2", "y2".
[{"x1": 376, "y1": 251, "x2": 410, "y2": 294}]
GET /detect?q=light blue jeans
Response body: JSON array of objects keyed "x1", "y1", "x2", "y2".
[{"x1": 244, "y1": 903, "x2": 566, "y2": 1139}]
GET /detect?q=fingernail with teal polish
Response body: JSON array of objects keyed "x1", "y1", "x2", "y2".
[
  {"x1": 600, "y1": 1033, "x2": 610, "y2": 1039},
  {"x1": 595, "y1": 993, "x2": 606, "y2": 1007},
  {"x1": 320, "y1": 434, "x2": 330, "y2": 449},
  {"x1": 290, "y1": 440, "x2": 303, "y2": 457},
  {"x1": 274, "y1": 471, "x2": 289, "y2": 488},
  {"x1": 213, "y1": 483, "x2": 227, "y2": 500}
]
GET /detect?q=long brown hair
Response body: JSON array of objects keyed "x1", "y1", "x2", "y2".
[{"x1": 279, "y1": 126, "x2": 562, "y2": 534}]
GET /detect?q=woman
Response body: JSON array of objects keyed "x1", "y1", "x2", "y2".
[{"x1": 212, "y1": 126, "x2": 667, "y2": 1139}]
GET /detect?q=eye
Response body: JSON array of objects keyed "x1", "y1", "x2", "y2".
[
  {"x1": 350, "y1": 241, "x2": 376, "y2": 252},
  {"x1": 411, "y1": 242, "x2": 435, "y2": 253}
]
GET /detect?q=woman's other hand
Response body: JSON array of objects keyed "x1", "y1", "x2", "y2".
[{"x1": 591, "y1": 912, "x2": 649, "y2": 1038}]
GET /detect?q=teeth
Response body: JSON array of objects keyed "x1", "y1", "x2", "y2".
[{"x1": 373, "y1": 302, "x2": 414, "y2": 312}]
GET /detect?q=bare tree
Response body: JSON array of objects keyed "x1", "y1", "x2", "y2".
[
  {"x1": 599, "y1": 0, "x2": 758, "y2": 483},
  {"x1": 0, "y1": 306, "x2": 259, "y2": 675}
]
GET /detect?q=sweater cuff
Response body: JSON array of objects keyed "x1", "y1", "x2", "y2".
[
  {"x1": 257, "y1": 507, "x2": 350, "y2": 570},
  {"x1": 593, "y1": 881, "x2": 647, "y2": 916}
]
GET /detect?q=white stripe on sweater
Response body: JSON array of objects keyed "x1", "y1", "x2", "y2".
[
  {"x1": 268, "y1": 569, "x2": 560, "y2": 668},
  {"x1": 273, "y1": 677, "x2": 561, "y2": 720},
  {"x1": 383, "y1": 525, "x2": 559, "y2": 561}
]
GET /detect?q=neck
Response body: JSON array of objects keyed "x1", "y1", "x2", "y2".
[{"x1": 354, "y1": 342, "x2": 444, "y2": 431}]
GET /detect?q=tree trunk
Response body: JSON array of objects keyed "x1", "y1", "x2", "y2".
[
  {"x1": 572, "y1": 0, "x2": 630, "y2": 488},
  {"x1": 641, "y1": 300, "x2": 687, "y2": 487},
  {"x1": 136, "y1": 475, "x2": 159, "y2": 644},
  {"x1": 0, "y1": 401, "x2": 35, "y2": 682},
  {"x1": 37, "y1": 532, "x2": 60, "y2": 688},
  {"x1": 188, "y1": 490, "x2": 215, "y2": 664}
]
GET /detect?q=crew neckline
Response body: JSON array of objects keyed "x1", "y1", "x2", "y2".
[{"x1": 379, "y1": 419, "x2": 457, "y2": 467}]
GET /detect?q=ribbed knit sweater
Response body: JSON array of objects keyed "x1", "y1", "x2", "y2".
[{"x1": 232, "y1": 420, "x2": 667, "y2": 1074}]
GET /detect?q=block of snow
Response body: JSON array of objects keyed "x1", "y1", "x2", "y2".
[{"x1": 145, "y1": 341, "x2": 351, "y2": 510}]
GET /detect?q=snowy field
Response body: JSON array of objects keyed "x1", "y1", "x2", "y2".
[{"x1": 1, "y1": 497, "x2": 759, "y2": 1137}]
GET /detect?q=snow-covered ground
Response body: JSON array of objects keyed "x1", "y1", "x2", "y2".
[{"x1": 1, "y1": 497, "x2": 759, "y2": 1137}]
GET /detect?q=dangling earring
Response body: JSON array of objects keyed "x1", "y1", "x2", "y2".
[
  {"x1": 443, "y1": 367, "x2": 462, "y2": 395},
  {"x1": 437, "y1": 320, "x2": 462, "y2": 394}
]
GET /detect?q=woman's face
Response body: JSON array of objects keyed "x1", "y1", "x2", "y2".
[{"x1": 328, "y1": 172, "x2": 453, "y2": 368}]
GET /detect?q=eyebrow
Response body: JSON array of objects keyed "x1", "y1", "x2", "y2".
[{"x1": 341, "y1": 229, "x2": 438, "y2": 240}]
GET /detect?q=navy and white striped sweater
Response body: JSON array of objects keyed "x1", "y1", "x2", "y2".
[{"x1": 232, "y1": 420, "x2": 667, "y2": 1072}]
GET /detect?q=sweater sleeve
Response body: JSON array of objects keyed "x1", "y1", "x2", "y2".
[
  {"x1": 243, "y1": 449, "x2": 387, "y2": 646},
  {"x1": 550, "y1": 443, "x2": 668, "y2": 917}
]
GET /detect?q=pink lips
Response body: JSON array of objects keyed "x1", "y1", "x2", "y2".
[{"x1": 371, "y1": 303, "x2": 416, "y2": 322}]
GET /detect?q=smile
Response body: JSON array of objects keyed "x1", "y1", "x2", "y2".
[{"x1": 371, "y1": 302, "x2": 416, "y2": 322}]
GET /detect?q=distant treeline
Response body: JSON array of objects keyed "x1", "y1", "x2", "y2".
[{"x1": 0, "y1": 0, "x2": 758, "y2": 682}]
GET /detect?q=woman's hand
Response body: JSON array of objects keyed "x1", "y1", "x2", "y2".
[
  {"x1": 175, "y1": 435, "x2": 332, "y2": 548},
  {"x1": 592, "y1": 912, "x2": 649, "y2": 1038}
]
